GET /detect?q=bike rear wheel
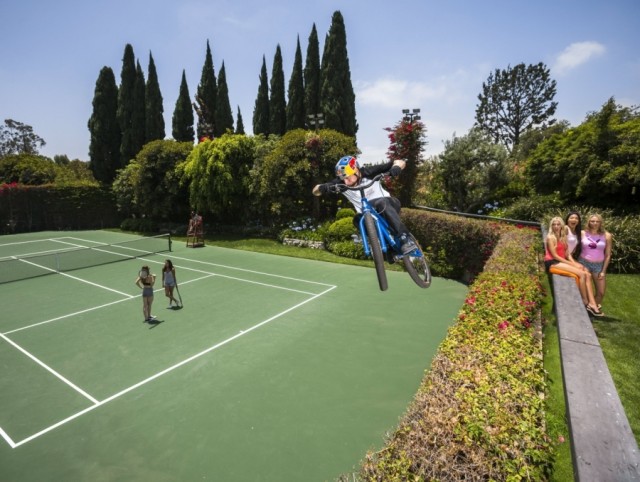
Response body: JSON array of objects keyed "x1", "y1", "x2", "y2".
[
  {"x1": 402, "y1": 234, "x2": 432, "y2": 288},
  {"x1": 364, "y1": 212, "x2": 388, "y2": 291}
]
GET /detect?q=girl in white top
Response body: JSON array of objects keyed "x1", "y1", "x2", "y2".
[
  {"x1": 564, "y1": 211, "x2": 582, "y2": 260},
  {"x1": 162, "y1": 259, "x2": 180, "y2": 308}
]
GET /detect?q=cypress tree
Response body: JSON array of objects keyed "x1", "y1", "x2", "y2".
[
  {"x1": 320, "y1": 11, "x2": 357, "y2": 136},
  {"x1": 214, "y1": 61, "x2": 234, "y2": 136},
  {"x1": 235, "y1": 106, "x2": 245, "y2": 134},
  {"x1": 252, "y1": 56, "x2": 270, "y2": 135},
  {"x1": 145, "y1": 52, "x2": 165, "y2": 142},
  {"x1": 172, "y1": 70, "x2": 195, "y2": 142},
  {"x1": 195, "y1": 40, "x2": 217, "y2": 141},
  {"x1": 304, "y1": 24, "x2": 321, "y2": 123},
  {"x1": 117, "y1": 43, "x2": 137, "y2": 166},
  {"x1": 269, "y1": 45, "x2": 286, "y2": 136},
  {"x1": 88, "y1": 66, "x2": 121, "y2": 184},
  {"x1": 131, "y1": 61, "x2": 146, "y2": 156},
  {"x1": 286, "y1": 37, "x2": 306, "y2": 131}
]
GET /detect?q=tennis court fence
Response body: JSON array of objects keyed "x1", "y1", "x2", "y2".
[{"x1": 0, "y1": 234, "x2": 171, "y2": 284}]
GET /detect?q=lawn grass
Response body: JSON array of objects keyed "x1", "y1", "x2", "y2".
[{"x1": 592, "y1": 274, "x2": 640, "y2": 442}]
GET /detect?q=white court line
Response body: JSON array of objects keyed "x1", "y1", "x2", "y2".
[
  {"x1": 169, "y1": 252, "x2": 336, "y2": 288},
  {"x1": 0, "y1": 333, "x2": 99, "y2": 405},
  {"x1": 0, "y1": 425, "x2": 16, "y2": 449},
  {"x1": 5, "y1": 284, "x2": 337, "y2": 448},
  {"x1": 17, "y1": 258, "x2": 134, "y2": 298}
]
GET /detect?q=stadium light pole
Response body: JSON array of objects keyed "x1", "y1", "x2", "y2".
[
  {"x1": 307, "y1": 113, "x2": 325, "y2": 131},
  {"x1": 402, "y1": 108, "x2": 421, "y2": 124}
]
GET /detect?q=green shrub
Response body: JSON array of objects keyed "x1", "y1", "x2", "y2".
[
  {"x1": 327, "y1": 240, "x2": 366, "y2": 259},
  {"x1": 497, "y1": 193, "x2": 563, "y2": 221},
  {"x1": 324, "y1": 216, "x2": 357, "y2": 243},
  {"x1": 402, "y1": 209, "x2": 501, "y2": 282},
  {"x1": 335, "y1": 207, "x2": 356, "y2": 220},
  {"x1": 120, "y1": 217, "x2": 158, "y2": 233},
  {"x1": 277, "y1": 217, "x2": 327, "y2": 242}
]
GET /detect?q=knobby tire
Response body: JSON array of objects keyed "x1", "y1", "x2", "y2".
[
  {"x1": 402, "y1": 234, "x2": 432, "y2": 288},
  {"x1": 364, "y1": 212, "x2": 388, "y2": 291}
]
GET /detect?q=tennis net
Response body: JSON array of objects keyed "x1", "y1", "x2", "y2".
[{"x1": 0, "y1": 234, "x2": 171, "y2": 284}]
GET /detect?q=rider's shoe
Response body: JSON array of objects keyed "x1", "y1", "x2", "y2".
[
  {"x1": 386, "y1": 250, "x2": 396, "y2": 264},
  {"x1": 400, "y1": 234, "x2": 417, "y2": 255}
]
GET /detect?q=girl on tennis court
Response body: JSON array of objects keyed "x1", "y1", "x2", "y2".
[
  {"x1": 135, "y1": 265, "x2": 156, "y2": 322},
  {"x1": 162, "y1": 259, "x2": 180, "y2": 308}
]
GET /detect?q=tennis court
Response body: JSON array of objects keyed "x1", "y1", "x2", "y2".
[{"x1": 0, "y1": 230, "x2": 467, "y2": 481}]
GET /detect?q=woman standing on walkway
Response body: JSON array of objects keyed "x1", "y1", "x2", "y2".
[
  {"x1": 545, "y1": 217, "x2": 603, "y2": 317},
  {"x1": 578, "y1": 213, "x2": 613, "y2": 308}
]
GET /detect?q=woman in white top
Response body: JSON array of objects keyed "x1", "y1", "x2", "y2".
[
  {"x1": 564, "y1": 211, "x2": 583, "y2": 262},
  {"x1": 162, "y1": 259, "x2": 180, "y2": 308}
]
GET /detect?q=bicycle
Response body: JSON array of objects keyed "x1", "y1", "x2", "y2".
[{"x1": 327, "y1": 173, "x2": 431, "y2": 291}]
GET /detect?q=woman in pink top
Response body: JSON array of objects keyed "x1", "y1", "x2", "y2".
[
  {"x1": 545, "y1": 217, "x2": 602, "y2": 316},
  {"x1": 578, "y1": 213, "x2": 613, "y2": 307}
]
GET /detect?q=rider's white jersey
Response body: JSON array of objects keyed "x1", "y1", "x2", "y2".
[{"x1": 342, "y1": 178, "x2": 390, "y2": 213}]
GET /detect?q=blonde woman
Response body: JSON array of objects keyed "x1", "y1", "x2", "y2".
[
  {"x1": 578, "y1": 213, "x2": 613, "y2": 307},
  {"x1": 545, "y1": 217, "x2": 603, "y2": 317}
]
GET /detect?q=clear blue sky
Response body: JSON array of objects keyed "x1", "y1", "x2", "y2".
[{"x1": 1, "y1": 0, "x2": 638, "y2": 163}]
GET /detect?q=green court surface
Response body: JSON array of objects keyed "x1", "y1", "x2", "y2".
[{"x1": 0, "y1": 230, "x2": 467, "y2": 481}]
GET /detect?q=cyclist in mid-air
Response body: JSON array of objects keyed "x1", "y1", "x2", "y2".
[{"x1": 312, "y1": 155, "x2": 417, "y2": 255}]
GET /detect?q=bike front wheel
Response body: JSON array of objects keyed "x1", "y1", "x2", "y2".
[
  {"x1": 364, "y1": 212, "x2": 388, "y2": 291},
  {"x1": 402, "y1": 234, "x2": 432, "y2": 288}
]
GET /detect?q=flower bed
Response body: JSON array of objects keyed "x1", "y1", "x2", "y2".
[{"x1": 355, "y1": 227, "x2": 553, "y2": 481}]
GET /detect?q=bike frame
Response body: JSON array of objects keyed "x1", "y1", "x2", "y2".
[{"x1": 357, "y1": 197, "x2": 399, "y2": 257}]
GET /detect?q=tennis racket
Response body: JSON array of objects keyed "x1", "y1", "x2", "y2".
[
  {"x1": 175, "y1": 284, "x2": 183, "y2": 307},
  {"x1": 139, "y1": 268, "x2": 149, "y2": 278}
]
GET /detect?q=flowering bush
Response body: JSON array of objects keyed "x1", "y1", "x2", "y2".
[
  {"x1": 277, "y1": 217, "x2": 327, "y2": 242},
  {"x1": 358, "y1": 226, "x2": 553, "y2": 481}
]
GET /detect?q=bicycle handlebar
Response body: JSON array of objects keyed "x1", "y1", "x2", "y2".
[{"x1": 327, "y1": 173, "x2": 386, "y2": 194}]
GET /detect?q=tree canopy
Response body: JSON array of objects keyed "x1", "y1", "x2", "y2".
[
  {"x1": 438, "y1": 128, "x2": 509, "y2": 213},
  {"x1": 0, "y1": 119, "x2": 46, "y2": 157},
  {"x1": 269, "y1": 45, "x2": 287, "y2": 136},
  {"x1": 172, "y1": 70, "x2": 195, "y2": 143},
  {"x1": 252, "y1": 57, "x2": 270, "y2": 136},
  {"x1": 526, "y1": 98, "x2": 640, "y2": 209},
  {"x1": 319, "y1": 11, "x2": 357, "y2": 136},
  {"x1": 195, "y1": 40, "x2": 217, "y2": 141},
  {"x1": 475, "y1": 62, "x2": 557, "y2": 152},
  {"x1": 88, "y1": 67, "x2": 121, "y2": 183},
  {"x1": 286, "y1": 37, "x2": 306, "y2": 131}
]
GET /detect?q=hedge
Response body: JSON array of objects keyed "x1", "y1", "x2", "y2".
[
  {"x1": 346, "y1": 226, "x2": 553, "y2": 481},
  {"x1": 0, "y1": 183, "x2": 121, "y2": 233}
]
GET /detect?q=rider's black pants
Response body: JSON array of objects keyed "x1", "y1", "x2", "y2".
[{"x1": 353, "y1": 197, "x2": 409, "y2": 237}]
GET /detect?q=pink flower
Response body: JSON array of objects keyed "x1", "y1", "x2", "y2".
[{"x1": 498, "y1": 321, "x2": 509, "y2": 331}]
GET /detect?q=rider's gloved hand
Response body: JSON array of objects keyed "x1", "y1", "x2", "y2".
[
  {"x1": 313, "y1": 184, "x2": 329, "y2": 196},
  {"x1": 390, "y1": 165, "x2": 402, "y2": 177}
]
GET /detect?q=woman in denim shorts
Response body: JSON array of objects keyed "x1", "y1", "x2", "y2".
[{"x1": 578, "y1": 214, "x2": 613, "y2": 308}]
